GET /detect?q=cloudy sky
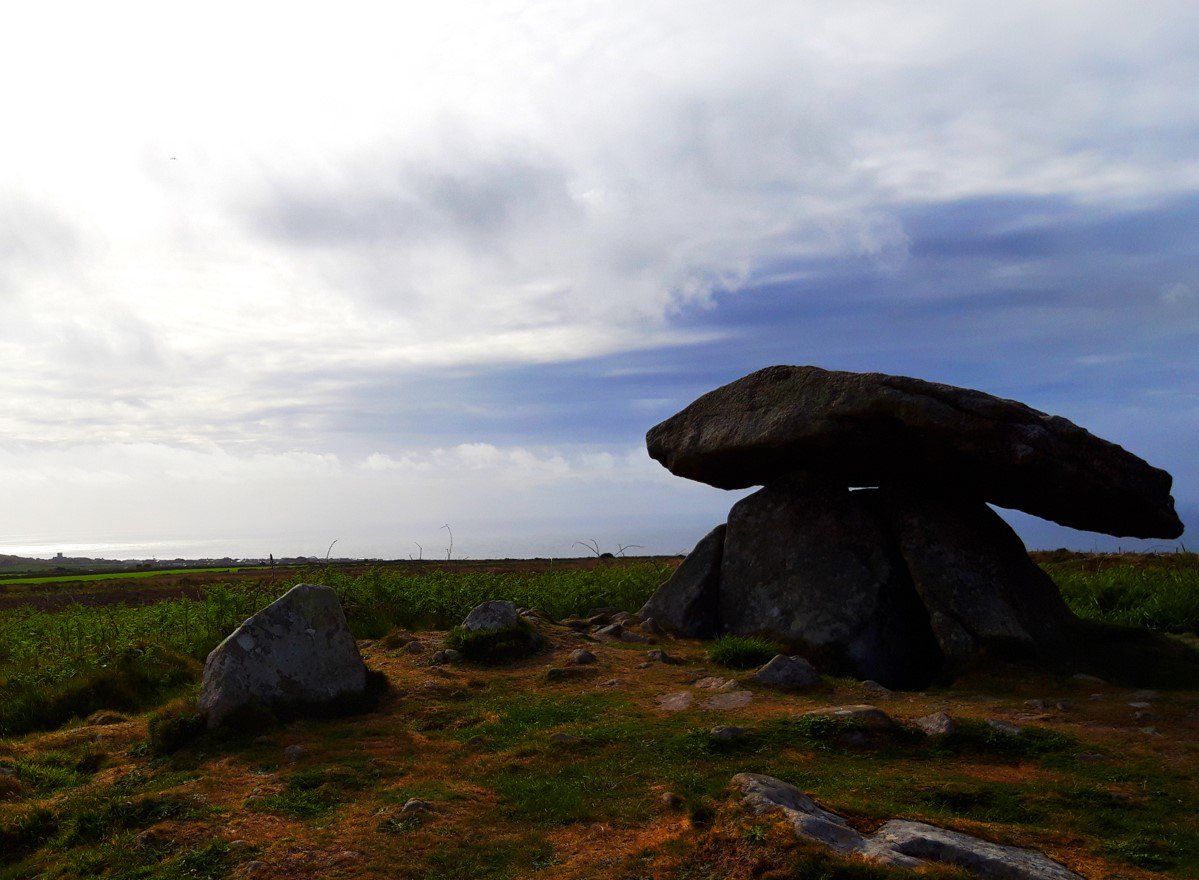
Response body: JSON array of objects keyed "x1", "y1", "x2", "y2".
[{"x1": 2, "y1": 1, "x2": 1196, "y2": 560}]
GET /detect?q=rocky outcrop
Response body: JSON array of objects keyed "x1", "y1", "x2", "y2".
[
  {"x1": 199, "y1": 584, "x2": 366, "y2": 728},
  {"x1": 750, "y1": 655, "x2": 823, "y2": 690},
  {"x1": 733, "y1": 773, "x2": 1082, "y2": 879},
  {"x1": 639, "y1": 525, "x2": 724, "y2": 638},
  {"x1": 647, "y1": 365, "x2": 1181, "y2": 538}
]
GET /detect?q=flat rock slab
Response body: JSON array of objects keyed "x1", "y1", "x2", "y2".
[
  {"x1": 695, "y1": 676, "x2": 739, "y2": 691},
  {"x1": 655, "y1": 692, "x2": 694, "y2": 711},
  {"x1": 199, "y1": 584, "x2": 366, "y2": 728},
  {"x1": 704, "y1": 690, "x2": 754, "y2": 710},
  {"x1": 646, "y1": 365, "x2": 1181, "y2": 538},
  {"x1": 733, "y1": 774, "x2": 1082, "y2": 879},
  {"x1": 877, "y1": 820, "x2": 1082, "y2": 880}
]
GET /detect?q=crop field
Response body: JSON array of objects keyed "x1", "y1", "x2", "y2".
[
  {"x1": 1, "y1": 554, "x2": 1198, "y2": 879},
  {"x1": 0, "y1": 568, "x2": 243, "y2": 587}
]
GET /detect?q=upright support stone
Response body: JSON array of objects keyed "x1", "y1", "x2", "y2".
[
  {"x1": 640, "y1": 524, "x2": 724, "y2": 638},
  {"x1": 868, "y1": 487, "x2": 1079, "y2": 663},
  {"x1": 719, "y1": 475, "x2": 943, "y2": 688}
]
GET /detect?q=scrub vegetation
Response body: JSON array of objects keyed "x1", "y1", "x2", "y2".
[{"x1": 1, "y1": 553, "x2": 1197, "y2": 878}]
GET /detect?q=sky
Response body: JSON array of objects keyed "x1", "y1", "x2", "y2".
[{"x1": 1, "y1": 1, "x2": 1197, "y2": 560}]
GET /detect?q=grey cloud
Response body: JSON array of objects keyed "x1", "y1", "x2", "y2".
[{"x1": 250, "y1": 151, "x2": 579, "y2": 250}]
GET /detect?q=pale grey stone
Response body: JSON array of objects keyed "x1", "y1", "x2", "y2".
[
  {"x1": 401, "y1": 798, "x2": 431, "y2": 813},
  {"x1": 199, "y1": 584, "x2": 366, "y2": 728},
  {"x1": 803, "y1": 704, "x2": 895, "y2": 730},
  {"x1": 914, "y1": 712, "x2": 955, "y2": 736},
  {"x1": 462, "y1": 600, "x2": 520, "y2": 631},
  {"x1": 569, "y1": 648, "x2": 597, "y2": 665},
  {"x1": 733, "y1": 774, "x2": 1081, "y2": 877},
  {"x1": 655, "y1": 692, "x2": 693, "y2": 711},
  {"x1": 877, "y1": 819, "x2": 1082, "y2": 879},
  {"x1": 704, "y1": 690, "x2": 754, "y2": 710},
  {"x1": 695, "y1": 676, "x2": 738, "y2": 691}
]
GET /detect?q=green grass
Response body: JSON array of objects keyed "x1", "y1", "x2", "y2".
[
  {"x1": 0, "y1": 563, "x2": 667, "y2": 736},
  {"x1": 706, "y1": 635, "x2": 779, "y2": 669},
  {"x1": 1047, "y1": 558, "x2": 1199, "y2": 634},
  {"x1": 0, "y1": 567, "x2": 242, "y2": 586}
]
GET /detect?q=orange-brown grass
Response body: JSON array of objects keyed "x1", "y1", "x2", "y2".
[{"x1": 3, "y1": 617, "x2": 1198, "y2": 880}]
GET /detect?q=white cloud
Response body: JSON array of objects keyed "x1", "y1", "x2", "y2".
[{"x1": 1, "y1": 2, "x2": 1197, "y2": 554}]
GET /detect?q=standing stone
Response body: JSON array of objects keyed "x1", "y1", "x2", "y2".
[
  {"x1": 646, "y1": 365, "x2": 1181, "y2": 538},
  {"x1": 639, "y1": 525, "x2": 725, "y2": 638},
  {"x1": 719, "y1": 475, "x2": 943, "y2": 688},
  {"x1": 868, "y1": 487, "x2": 1078, "y2": 662},
  {"x1": 199, "y1": 584, "x2": 366, "y2": 728}
]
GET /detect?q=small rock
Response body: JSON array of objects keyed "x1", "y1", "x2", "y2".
[
  {"x1": 914, "y1": 712, "x2": 955, "y2": 737},
  {"x1": 244, "y1": 861, "x2": 266, "y2": 874},
  {"x1": 636, "y1": 661, "x2": 653, "y2": 669},
  {"x1": 462, "y1": 600, "x2": 521, "y2": 631},
  {"x1": 1023, "y1": 699, "x2": 1047, "y2": 710},
  {"x1": 569, "y1": 648, "x2": 597, "y2": 665},
  {"x1": 1073, "y1": 673, "x2": 1107, "y2": 685},
  {"x1": 646, "y1": 649, "x2": 682, "y2": 665},
  {"x1": 599, "y1": 678, "x2": 626, "y2": 688},
  {"x1": 695, "y1": 676, "x2": 738, "y2": 691},
  {"x1": 87, "y1": 710, "x2": 127, "y2": 725},
  {"x1": 402, "y1": 798, "x2": 431, "y2": 813},
  {"x1": 1139, "y1": 726, "x2": 1159, "y2": 736},
  {"x1": 660, "y1": 791, "x2": 684, "y2": 809},
  {"x1": 1088, "y1": 693, "x2": 1106, "y2": 701},
  {"x1": 986, "y1": 719, "x2": 1022, "y2": 736},
  {"x1": 1128, "y1": 701, "x2": 1152, "y2": 709},
  {"x1": 227, "y1": 840, "x2": 253, "y2": 853},
  {"x1": 656, "y1": 692, "x2": 694, "y2": 711},
  {"x1": 283, "y1": 744, "x2": 305, "y2": 762},
  {"x1": 1054, "y1": 701, "x2": 1073, "y2": 711},
  {"x1": 751, "y1": 655, "x2": 822, "y2": 691},
  {"x1": 586, "y1": 608, "x2": 619, "y2": 625},
  {"x1": 610, "y1": 611, "x2": 634, "y2": 624},
  {"x1": 860, "y1": 680, "x2": 893, "y2": 699},
  {"x1": 430, "y1": 650, "x2": 451, "y2": 664},
  {"x1": 705, "y1": 690, "x2": 754, "y2": 710},
  {"x1": 619, "y1": 630, "x2": 651, "y2": 643},
  {"x1": 562, "y1": 618, "x2": 588, "y2": 630},
  {"x1": 549, "y1": 732, "x2": 581, "y2": 744},
  {"x1": 640, "y1": 617, "x2": 662, "y2": 634},
  {"x1": 804, "y1": 705, "x2": 894, "y2": 730},
  {"x1": 405, "y1": 640, "x2": 425, "y2": 654},
  {"x1": 595, "y1": 623, "x2": 624, "y2": 638},
  {"x1": 710, "y1": 725, "x2": 748, "y2": 741}
]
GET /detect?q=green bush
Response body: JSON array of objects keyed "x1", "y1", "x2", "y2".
[
  {"x1": 147, "y1": 698, "x2": 207, "y2": 755},
  {"x1": 445, "y1": 621, "x2": 544, "y2": 664},
  {"x1": 0, "y1": 644, "x2": 199, "y2": 737},
  {"x1": 707, "y1": 635, "x2": 778, "y2": 669}
]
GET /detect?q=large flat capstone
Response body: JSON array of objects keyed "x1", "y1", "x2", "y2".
[
  {"x1": 199, "y1": 583, "x2": 366, "y2": 728},
  {"x1": 646, "y1": 365, "x2": 1182, "y2": 538}
]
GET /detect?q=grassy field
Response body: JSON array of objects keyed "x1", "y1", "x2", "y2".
[
  {"x1": 0, "y1": 568, "x2": 243, "y2": 587},
  {"x1": 1, "y1": 554, "x2": 1198, "y2": 879}
]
